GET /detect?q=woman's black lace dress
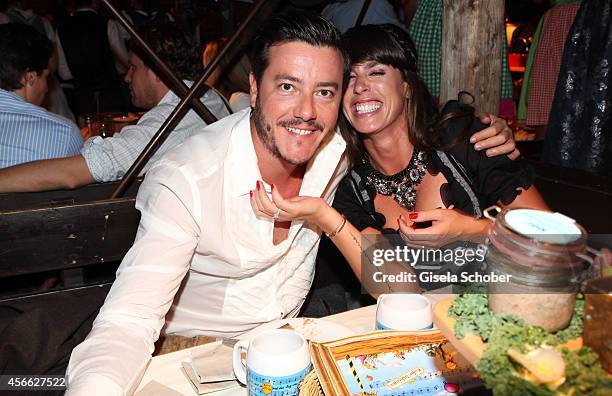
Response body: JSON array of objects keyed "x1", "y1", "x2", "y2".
[{"x1": 543, "y1": 0, "x2": 612, "y2": 176}]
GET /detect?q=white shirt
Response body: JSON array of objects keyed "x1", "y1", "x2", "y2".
[
  {"x1": 66, "y1": 109, "x2": 348, "y2": 395},
  {"x1": 0, "y1": 8, "x2": 55, "y2": 41},
  {"x1": 81, "y1": 85, "x2": 229, "y2": 182},
  {"x1": 229, "y1": 91, "x2": 251, "y2": 112}
]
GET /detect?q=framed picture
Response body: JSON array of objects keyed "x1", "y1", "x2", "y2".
[{"x1": 310, "y1": 330, "x2": 484, "y2": 396}]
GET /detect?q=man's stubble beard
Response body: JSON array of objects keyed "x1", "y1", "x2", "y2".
[
  {"x1": 252, "y1": 95, "x2": 316, "y2": 166},
  {"x1": 253, "y1": 96, "x2": 323, "y2": 166}
]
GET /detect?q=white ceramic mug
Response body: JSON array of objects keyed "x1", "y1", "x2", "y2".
[
  {"x1": 232, "y1": 329, "x2": 311, "y2": 396},
  {"x1": 375, "y1": 293, "x2": 433, "y2": 330}
]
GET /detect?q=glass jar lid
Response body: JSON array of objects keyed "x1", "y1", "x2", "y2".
[
  {"x1": 487, "y1": 208, "x2": 588, "y2": 270},
  {"x1": 503, "y1": 209, "x2": 584, "y2": 244}
]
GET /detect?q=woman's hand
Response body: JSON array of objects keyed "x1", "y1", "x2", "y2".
[
  {"x1": 472, "y1": 113, "x2": 519, "y2": 160},
  {"x1": 397, "y1": 208, "x2": 491, "y2": 248},
  {"x1": 249, "y1": 181, "x2": 336, "y2": 230}
]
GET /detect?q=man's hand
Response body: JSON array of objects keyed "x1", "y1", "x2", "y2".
[{"x1": 471, "y1": 113, "x2": 520, "y2": 160}]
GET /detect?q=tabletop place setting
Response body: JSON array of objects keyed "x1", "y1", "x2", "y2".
[
  {"x1": 134, "y1": 209, "x2": 611, "y2": 396},
  {"x1": 136, "y1": 292, "x2": 484, "y2": 396}
]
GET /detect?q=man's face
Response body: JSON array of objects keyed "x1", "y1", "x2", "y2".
[
  {"x1": 124, "y1": 52, "x2": 159, "y2": 109},
  {"x1": 27, "y1": 68, "x2": 49, "y2": 107},
  {"x1": 250, "y1": 41, "x2": 343, "y2": 166}
]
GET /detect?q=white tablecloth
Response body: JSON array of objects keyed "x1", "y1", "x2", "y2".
[{"x1": 135, "y1": 293, "x2": 452, "y2": 395}]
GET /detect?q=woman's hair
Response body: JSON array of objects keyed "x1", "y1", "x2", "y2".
[
  {"x1": 340, "y1": 24, "x2": 474, "y2": 167},
  {"x1": 203, "y1": 37, "x2": 251, "y2": 98}
]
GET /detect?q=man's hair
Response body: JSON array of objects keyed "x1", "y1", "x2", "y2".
[
  {"x1": 0, "y1": 23, "x2": 52, "y2": 91},
  {"x1": 248, "y1": 12, "x2": 349, "y2": 88},
  {"x1": 130, "y1": 19, "x2": 200, "y2": 81}
]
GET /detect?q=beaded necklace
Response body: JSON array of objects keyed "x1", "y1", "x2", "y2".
[{"x1": 363, "y1": 149, "x2": 427, "y2": 210}]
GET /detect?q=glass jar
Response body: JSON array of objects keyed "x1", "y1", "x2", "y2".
[{"x1": 484, "y1": 207, "x2": 588, "y2": 332}]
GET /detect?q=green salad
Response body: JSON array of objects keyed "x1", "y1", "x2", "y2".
[{"x1": 448, "y1": 290, "x2": 612, "y2": 395}]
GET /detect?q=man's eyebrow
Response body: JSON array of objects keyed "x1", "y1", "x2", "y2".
[
  {"x1": 274, "y1": 74, "x2": 339, "y2": 89},
  {"x1": 316, "y1": 81, "x2": 339, "y2": 89},
  {"x1": 274, "y1": 74, "x2": 302, "y2": 83}
]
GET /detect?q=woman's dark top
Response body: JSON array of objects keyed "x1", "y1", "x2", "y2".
[{"x1": 333, "y1": 100, "x2": 534, "y2": 232}]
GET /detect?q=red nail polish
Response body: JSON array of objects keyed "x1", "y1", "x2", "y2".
[
  {"x1": 409, "y1": 212, "x2": 418, "y2": 220},
  {"x1": 249, "y1": 191, "x2": 253, "y2": 198},
  {"x1": 271, "y1": 184, "x2": 275, "y2": 190},
  {"x1": 256, "y1": 181, "x2": 261, "y2": 191}
]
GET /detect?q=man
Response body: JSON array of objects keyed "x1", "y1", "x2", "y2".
[
  {"x1": 0, "y1": 23, "x2": 83, "y2": 169},
  {"x1": 122, "y1": 0, "x2": 151, "y2": 28},
  {"x1": 56, "y1": 0, "x2": 130, "y2": 116},
  {"x1": 322, "y1": 0, "x2": 405, "y2": 33},
  {"x1": 0, "y1": 21, "x2": 228, "y2": 191},
  {"x1": 65, "y1": 13, "x2": 515, "y2": 394},
  {"x1": 0, "y1": 0, "x2": 54, "y2": 38},
  {"x1": 0, "y1": 0, "x2": 77, "y2": 122}
]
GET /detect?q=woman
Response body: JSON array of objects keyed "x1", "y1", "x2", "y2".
[
  {"x1": 250, "y1": 24, "x2": 548, "y2": 295},
  {"x1": 202, "y1": 38, "x2": 251, "y2": 113}
]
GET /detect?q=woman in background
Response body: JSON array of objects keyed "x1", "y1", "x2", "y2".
[{"x1": 203, "y1": 37, "x2": 251, "y2": 112}]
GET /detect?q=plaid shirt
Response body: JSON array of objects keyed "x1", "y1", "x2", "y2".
[
  {"x1": 525, "y1": 3, "x2": 580, "y2": 126},
  {"x1": 409, "y1": 0, "x2": 512, "y2": 103}
]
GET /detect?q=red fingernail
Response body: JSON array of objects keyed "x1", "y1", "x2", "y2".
[
  {"x1": 409, "y1": 212, "x2": 418, "y2": 220},
  {"x1": 249, "y1": 190, "x2": 253, "y2": 198},
  {"x1": 271, "y1": 184, "x2": 275, "y2": 190},
  {"x1": 256, "y1": 181, "x2": 261, "y2": 191}
]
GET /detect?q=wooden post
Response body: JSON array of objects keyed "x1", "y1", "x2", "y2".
[{"x1": 440, "y1": 0, "x2": 504, "y2": 114}]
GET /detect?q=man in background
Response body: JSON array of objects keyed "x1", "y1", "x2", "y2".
[
  {"x1": 0, "y1": 20, "x2": 229, "y2": 191},
  {"x1": 56, "y1": 0, "x2": 130, "y2": 117},
  {"x1": 322, "y1": 0, "x2": 405, "y2": 32},
  {"x1": 0, "y1": 23, "x2": 82, "y2": 169},
  {"x1": 0, "y1": 0, "x2": 76, "y2": 121}
]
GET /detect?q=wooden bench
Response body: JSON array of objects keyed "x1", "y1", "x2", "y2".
[{"x1": 0, "y1": 180, "x2": 142, "y2": 302}]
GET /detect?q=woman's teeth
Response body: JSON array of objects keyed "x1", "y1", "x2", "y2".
[
  {"x1": 356, "y1": 102, "x2": 382, "y2": 114},
  {"x1": 287, "y1": 126, "x2": 314, "y2": 135}
]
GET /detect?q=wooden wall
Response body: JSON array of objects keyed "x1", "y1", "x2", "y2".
[{"x1": 440, "y1": 0, "x2": 504, "y2": 114}]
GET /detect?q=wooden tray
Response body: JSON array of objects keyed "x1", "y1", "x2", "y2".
[
  {"x1": 433, "y1": 297, "x2": 486, "y2": 366},
  {"x1": 433, "y1": 297, "x2": 583, "y2": 367}
]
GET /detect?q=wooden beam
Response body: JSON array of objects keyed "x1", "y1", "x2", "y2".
[{"x1": 440, "y1": 0, "x2": 503, "y2": 114}]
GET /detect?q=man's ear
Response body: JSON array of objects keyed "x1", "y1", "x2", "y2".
[
  {"x1": 22, "y1": 70, "x2": 37, "y2": 87},
  {"x1": 249, "y1": 73, "x2": 257, "y2": 108}
]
